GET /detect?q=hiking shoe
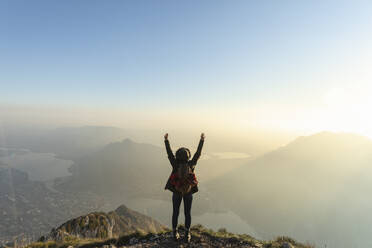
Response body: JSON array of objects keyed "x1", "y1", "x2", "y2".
[
  {"x1": 172, "y1": 230, "x2": 180, "y2": 241},
  {"x1": 185, "y1": 230, "x2": 191, "y2": 243}
]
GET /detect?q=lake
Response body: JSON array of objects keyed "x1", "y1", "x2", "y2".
[{"x1": 0, "y1": 147, "x2": 73, "y2": 181}]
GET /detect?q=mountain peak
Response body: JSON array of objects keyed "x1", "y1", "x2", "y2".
[
  {"x1": 114, "y1": 204, "x2": 131, "y2": 215},
  {"x1": 42, "y1": 205, "x2": 166, "y2": 241},
  {"x1": 121, "y1": 138, "x2": 134, "y2": 143}
]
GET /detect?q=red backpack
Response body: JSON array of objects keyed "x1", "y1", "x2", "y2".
[{"x1": 170, "y1": 162, "x2": 198, "y2": 195}]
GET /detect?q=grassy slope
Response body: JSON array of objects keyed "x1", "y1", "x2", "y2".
[{"x1": 27, "y1": 225, "x2": 314, "y2": 248}]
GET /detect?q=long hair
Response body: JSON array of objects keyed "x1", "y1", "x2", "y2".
[{"x1": 175, "y1": 147, "x2": 191, "y2": 162}]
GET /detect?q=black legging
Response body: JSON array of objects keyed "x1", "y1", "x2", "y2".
[{"x1": 172, "y1": 192, "x2": 193, "y2": 230}]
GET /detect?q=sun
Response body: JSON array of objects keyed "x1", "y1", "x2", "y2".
[{"x1": 321, "y1": 87, "x2": 372, "y2": 139}]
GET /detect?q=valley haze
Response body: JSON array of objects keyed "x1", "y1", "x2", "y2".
[{"x1": 1, "y1": 125, "x2": 372, "y2": 247}]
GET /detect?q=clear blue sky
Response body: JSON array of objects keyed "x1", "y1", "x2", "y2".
[{"x1": 1, "y1": 1, "x2": 372, "y2": 134}]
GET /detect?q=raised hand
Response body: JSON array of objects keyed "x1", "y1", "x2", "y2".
[
  {"x1": 201, "y1": 133, "x2": 205, "y2": 140},
  {"x1": 164, "y1": 133, "x2": 169, "y2": 140}
]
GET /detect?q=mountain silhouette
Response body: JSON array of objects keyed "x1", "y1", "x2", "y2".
[
  {"x1": 207, "y1": 132, "x2": 372, "y2": 247},
  {"x1": 59, "y1": 138, "x2": 169, "y2": 198},
  {"x1": 0, "y1": 126, "x2": 132, "y2": 160}
]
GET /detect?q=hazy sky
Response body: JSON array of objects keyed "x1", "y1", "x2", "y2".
[{"x1": 1, "y1": 1, "x2": 372, "y2": 136}]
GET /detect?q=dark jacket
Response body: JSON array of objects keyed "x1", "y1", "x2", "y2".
[{"x1": 164, "y1": 138, "x2": 204, "y2": 194}]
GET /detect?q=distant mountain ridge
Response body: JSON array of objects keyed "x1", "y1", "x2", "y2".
[
  {"x1": 42, "y1": 204, "x2": 166, "y2": 241},
  {"x1": 275, "y1": 131, "x2": 372, "y2": 159},
  {"x1": 0, "y1": 126, "x2": 132, "y2": 160}
]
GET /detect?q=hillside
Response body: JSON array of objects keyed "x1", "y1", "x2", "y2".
[
  {"x1": 206, "y1": 132, "x2": 372, "y2": 247},
  {"x1": 58, "y1": 138, "x2": 170, "y2": 198},
  {"x1": 30, "y1": 225, "x2": 312, "y2": 248}
]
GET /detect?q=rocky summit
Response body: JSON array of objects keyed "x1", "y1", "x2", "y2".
[
  {"x1": 41, "y1": 205, "x2": 166, "y2": 241},
  {"x1": 30, "y1": 225, "x2": 313, "y2": 248}
]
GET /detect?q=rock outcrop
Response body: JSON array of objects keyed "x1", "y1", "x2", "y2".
[{"x1": 43, "y1": 205, "x2": 166, "y2": 241}]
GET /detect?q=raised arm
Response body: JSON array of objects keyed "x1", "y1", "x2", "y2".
[
  {"x1": 164, "y1": 133, "x2": 176, "y2": 167},
  {"x1": 190, "y1": 133, "x2": 205, "y2": 166}
]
